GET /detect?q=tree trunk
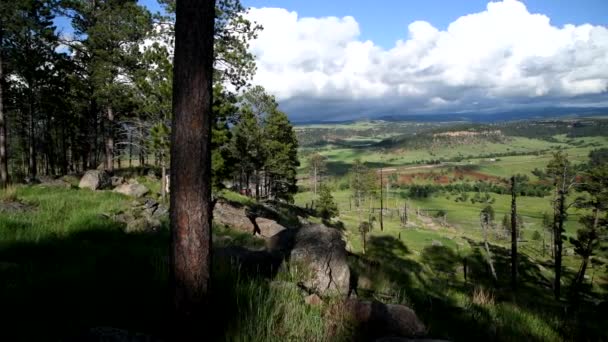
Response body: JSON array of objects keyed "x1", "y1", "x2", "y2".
[
  {"x1": 313, "y1": 165, "x2": 317, "y2": 196},
  {"x1": 379, "y1": 167, "x2": 384, "y2": 231},
  {"x1": 573, "y1": 208, "x2": 599, "y2": 292},
  {"x1": 28, "y1": 92, "x2": 36, "y2": 180},
  {"x1": 510, "y1": 176, "x2": 518, "y2": 290},
  {"x1": 129, "y1": 130, "x2": 133, "y2": 168},
  {"x1": 554, "y1": 188, "x2": 566, "y2": 300},
  {"x1": 0, "y1": 28, "x2": 8, "y2": 187},
  {"x1": 482, "y1": 213, "x2": 498, "y2": 283},
  {"x1": 170, "y1": 0, "x2": 215, "y2": 331},
  {"x1": 105, "y1": 106, "x2": 114, "y2": 172}
]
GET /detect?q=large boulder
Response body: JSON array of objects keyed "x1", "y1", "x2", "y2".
[
  {"x1": 213, "y1": 200, "x2": 255, "y2": 233},
  {"x1": 79, "y1": 170, "x2": 112, "y2": 190},
  {"x1": 289, "y1": 224, "x2": 350, "y2": 296},
  {"x1": 346, "y1": 299, "x2": 426, "y2": 338},
  {"x1": 255, "y1": 217, "x2": 286, "y2": 238},
  {"x1": 113, "y1": 183, "x2": 149, "y2": 198}
]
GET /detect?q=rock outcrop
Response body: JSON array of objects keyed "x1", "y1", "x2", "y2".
[
  {"x1": 346, "y1": 299, "x2": 427, "y2": 338},
  {"x1": 289, "y1": 224, "x2": 350, "y2": 296},
  {"x1": 79, "y1": 170, "x2": 112, "y2": 190},
  {"x1": 213, "y1": 200, "x2": 255, "y2": 233},
  {"x1": 113, "y1": 183, "x2": 149, "y2": 198},
  {"x1": 255, "y1": 217, "x2": 286, "y2": 238}
]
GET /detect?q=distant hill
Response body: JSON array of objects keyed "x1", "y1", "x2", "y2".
[{"x1": 293, "y1": 107, "x2": 608, "y2": 125}]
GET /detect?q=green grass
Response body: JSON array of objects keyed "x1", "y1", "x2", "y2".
[{"x1": 0, "y1": 185, "x2": 353, "y2": 341}]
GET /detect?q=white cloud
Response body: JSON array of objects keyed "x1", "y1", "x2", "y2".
[{"x1": 245, "y1": 0, "x2": 608, "y2": 120}]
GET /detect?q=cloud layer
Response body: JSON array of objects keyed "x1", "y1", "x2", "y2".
[{"x1": 245, "y1": 0, "x2": 608, "y2": 121}]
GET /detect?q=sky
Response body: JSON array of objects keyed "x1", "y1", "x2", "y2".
[
  {"x1": 59, "y1": 0, "x2": 608, "y2": 121},
  {"x1": 238, "y1": 0, "x2": 608, "y2": 121}
]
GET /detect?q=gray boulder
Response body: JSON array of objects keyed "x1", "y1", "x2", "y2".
[
  {"x1": 255, "y1": 217, "x2": 286, "y2": 238},
  {"x1": 113, "y1": 183, "x2": 149, "y2": 198},
  {"x1": 290, "y1": 224, "x2": 350, "y2": 296},
  {"x1": 213, "y1": 200, "x2": 255, "y2": 233},
  {"x1": 79, "y1": 170, "x2": 112, "y2": 190},
  {"x1": 346, "y1": 299, "x2": 427, "y2": 338},
  {"x1": 111, "y1": 176, "x2": 125, "y2": 187}
]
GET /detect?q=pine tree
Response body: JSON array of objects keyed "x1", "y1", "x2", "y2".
[
  {"x1": 317, "y1": 183, "x2": 339, "y2": 220},
  {"x1": 169, "y1": 0, "x2": 215, "y2": 330},
  {"x1": 264, "y1": 107, "x2": 299, "y2": 201},
  {"x1": 569, "y1": 150, "x2": 608, "y2": 295}
]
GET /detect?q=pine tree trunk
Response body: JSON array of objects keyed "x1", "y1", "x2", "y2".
[
  {"x1": 170, "y1": 0, "x2": 215, "y2": 330},
  {"x1": 380, "y1": 167, "x2": 384, "y2": 231},
  {"x1": 0, "y1": 28, "x2": 8, "y2": 187},
  {"x1": 510, "y1": 176, "x2": 518, "y2": 290},
  {"x1": 554, "y1": 188, "x2": 566, "y2": 300},
  {"x1": 28, "y1": 92, "x2": 37, "y2": 180},
  {"x1": 105, "y1": 106, "x2": 114, "y2": 172}
]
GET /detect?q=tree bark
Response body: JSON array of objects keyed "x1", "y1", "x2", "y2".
[
  {"x1": 28, "y1": 91, "x2": 37, "y2": 180},
  {"x1": 379, "y1": 167, "x2": 384, "y2": 231},
  {"x1": 0, "y1": 24, "x2": 8, "y2": 187},
  {"x1": 510, "y1": 176, "x2": 518, "y2": 290},
  {"x1": 170, "y1": 0, "x2": 215, "y2": 333},
  {"x1": 105, "y1": 106, "x2": 114, "y2": 171},
  {"x1": 553, "y1": 177, "x2": 566, "y2": 300}
]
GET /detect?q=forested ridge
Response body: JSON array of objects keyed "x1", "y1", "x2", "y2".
[{"x1": 0, "y1": 0, "x2": 298, "y2": 199}]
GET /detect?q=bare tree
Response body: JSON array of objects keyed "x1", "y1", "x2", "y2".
[
  {"x1": 170, "y1": 0, "x2": 215, "y2": 329},
  {"x1": 481, "y1": 205, "x2": 498, "y2": 283},
  {"x1": 510, "y1": 176, "x2": 518, "y2": 290}
]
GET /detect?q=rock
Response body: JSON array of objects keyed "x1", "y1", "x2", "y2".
[
  {"x1": 304, "y1": 294, "x2": 323, "y2": 306},
  {"x1": 128, "y1": 178, "x2": 139, "y2": 185},
  {"x1": 139, "y1": 198, "x2": 168, "y2": 218},
  {"x1": 113, "y1": 183, "x2": 149, "y2": 198},
  {"x1": 37, "y1": 176, "x2": 71, "y2": 188},
  {"x1": 213, "y1": 200, "x2": 255, "y2": 233},
  {"x1": 24, "y1": 176, "x2": 41, "y2": 184},
  {"x1": 290, "y1": 224, "x2": 350, "y2": 296},
  {"x1": 79, "y1": 170, "x2": 112, "y2": 190},
  {"x1": 431, "y1": 240, "x2": 443, "y2": 247},
  {"x1": 215, "y1": 246, "x2": 281, "y2": 278},
  {"x1": 346, "y1": 299, "x2": 426, "y2": 338},
  {"x1": 0, "y1": 201, "x2": 35, "y2": 213},
  {"x1": 111, "y1": 176, "x2": 125, "y2": 187},
  {"x1": 255, "y1": 217, "x2": 286, "y2": 238}
]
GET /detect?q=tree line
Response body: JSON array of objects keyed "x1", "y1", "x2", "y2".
[{"x1": 0, "y1": 0, "x2": 299, "y2": 200}]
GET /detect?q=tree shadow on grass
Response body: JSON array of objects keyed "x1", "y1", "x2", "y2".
[
  {"x1": 349, "y1": 234, "x2": 604, "y2": 342},
  {"x1": 0, "y1": 220, "x2": 292, "y2": 341}
]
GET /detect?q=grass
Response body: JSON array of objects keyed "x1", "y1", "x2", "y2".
[{"x1": 0, "y1": 185, "x2": 354, "y2": 341}]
